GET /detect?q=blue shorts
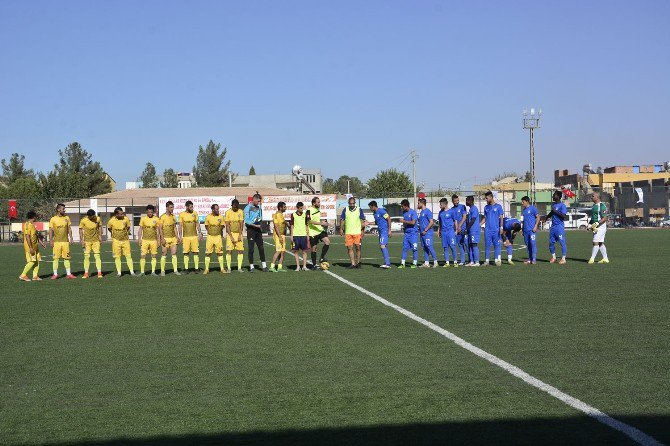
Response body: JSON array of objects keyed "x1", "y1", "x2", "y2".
[
  {"x1": 420, "y1": 232, "x2": 434, "y2": 247},
  {"x1": 468, "y1": 231, "x2": 481, "y2": 244},
  {"x1": 485, "y1": 231, "x2": 501, "y2": 246},
  {"x1": 455, "y1": 232, "x2": 465, "y2": 244},
  {"x1": 403, "y1": 232, "x2": 419, "y2": 251},
  {"x1": 441, "y1": 232, "x2": 456, "y2": 248},
  {"x1": 378, "y1": 231, "x2": 389, "y2": 246},
  {"x1": 291, "y1": 236, "x2": 308, "y2": 251},
  {"x1": 549, "y1": 227, "x2": 565, "y2": 243}
]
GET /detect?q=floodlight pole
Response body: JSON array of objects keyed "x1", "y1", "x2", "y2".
[
  {"x1": 523, "y1": 109, "x2": 541, "y2": 204},
  {"x1": 411, "y1": 149, "x2": 418, "y2": 209}
]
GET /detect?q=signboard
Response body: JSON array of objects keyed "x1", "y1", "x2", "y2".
[
  {"x1": 159, "y1": 196, "x2": 236, "y2": 222},
  {"x1": 260, "y1": 194, "x2": 337, "y2": 221}
]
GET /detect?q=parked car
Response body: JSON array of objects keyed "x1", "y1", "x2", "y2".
[
  {"x1": 366, "y1": 216, "x2": 405, "y2": 234},
  {"x1": 659, "y1": 217, "x2": 670, "y2": 227},
  {"x1": 543, "y1": 212, "x2": 590, "y2": 230}
]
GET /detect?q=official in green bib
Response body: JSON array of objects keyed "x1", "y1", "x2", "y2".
[
  {"x1": 339, "y1": 196, "x2": 366, "y2": 269},
  {"x1": 587, "y1": 192, "x2": 610, "y2": 264},
  {"x1": 307, "y1": 196, "x2": 331, "y2": 269},
  {"x1": 290, "y1": 202, "x2": 310, "y2": 271}
]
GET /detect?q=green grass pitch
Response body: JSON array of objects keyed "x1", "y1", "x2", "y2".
[{"x1": 1, "y1": 230, "x2": 669, "y2": 445}]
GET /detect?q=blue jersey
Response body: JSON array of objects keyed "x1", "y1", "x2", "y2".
[
  {"x1": 418, "y1": 208, "x2": 434, "y2": 234},
  {"x1": 503, "y1": 217, "x2": 520, "y2": 232},
  {"x1": 451, "y1": 204, "x2": 467, "y2": 229},
  {"x1": 373, "y1": 207, "x2": 389, "y2": 234},
  {"x1": 438, "y1": 209, "x2": 457, "y2": 234},
  {"x1": 467, "y1": 205, "x2": 481, "y2": 233},
  {"x1": 403, "y1": 209, "x2": 419, "y2": 234},
  {"x1": 522, "y1": 205, "x2": 539, "y2": 233},
  {"x1": 483, "y1": 203, "x2": 504, "y2": 233},
  {"x1": 550, "y1": 202, "x2": 567, "y2": 229}
]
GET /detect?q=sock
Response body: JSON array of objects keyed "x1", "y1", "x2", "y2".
[
  {"x1": 21, "y1": 262, "x2": 35, "y2": 277},
  {"x1": 94, "y1": 254, "x2": 102, "y2": 272},
  {"x1": 552, "y1": 253, "x2": 556, "y2": 260},
  {"x1": 473, "y1": 246, "x2": 479, "y2": 264},
  {"x1": 271, "y1": 262, "x2": 275, "y2": 269},
  {"x1": 311, "y1": 251, "x2": 317, "y2": 266},
  {"x1": 33, "y1": 261, "x2": 40, "y2": 278},
  {"x1": 226, "y1": 253, "x2": 232, "y2": 270},
  {"x1": 151, "y1": 258, "x2": 157, "y2": 273},
  {"x1": 115, "y1": 257, "x2": 122, "y2": 274},
  {"x1": 496, "y1": 256, "x2": 501, "y2": 262},
  {"x1": 52, "y1": 259, "x2": 59, "y2": 275},
  {"x1": 600, "y1": 245, "x2": 608, "y2": 260},
  {"x1": 218, "y1": 255, "x2": 224, "y2": 269},
  {"x1": 444, "y1": 247, "x2": 449, "y2": 263},
  {"x1": 237, "y1": 253, "x2": 243, "y2": 270},
  {"x1": 64, "y1": 260, "x2": 71, "y2": 275},
  {"x1": 506, "y1": 245, "x2": 513, "y2": 260},
  {"x1": 193, "y1": 254, "x2": 199, "y2": 269},
  {"x1": 140, "y1": 258, "x2": 146, "y2": 273},
  {"x1": 321, "y1": 244, "x2": 330, "y2": 260},
  {"x1": 590, "y1": 246, "x2": 599, "y2": 260},
  {"x1": 205, "y1": 257, "x2": 211, "y2": 270},
  {"x1": 125, "y1": 256, "x2": 134, "y2": 274},
  {"x1": 184, "y1": 255, "x2": 190, "y2": 270},
  {"x1": 161, "y1": 257, "x2": 166, "y2": 273},
  {"x1": 401, "y1": 259, "x2": 406, "y2": 265},
  {"x1": 381, "y1": 247, "x2": 390, "y2": 265},
  {"x1": 278, "y1": 263, "x2": 283, "y2": 269},
  {"x1": 83, "y1": 253, "x2": 90, "y2": 273},
  {"x1": 413, "y1": 259, "x2": 417, "y2": 265},
  {"x1": 261, "y1": 261, "x2": 267, "y2": 268},
  {"x1": 172, "y1": 256, "x2": 178, "y2": 272},
  {"x1": 412, "y1": 251, "x2": 418, "y2": 262}
]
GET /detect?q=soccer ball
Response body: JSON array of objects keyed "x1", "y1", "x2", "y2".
[{"x1": 320, "y1": 261, "x2": 330, "y2": 271}]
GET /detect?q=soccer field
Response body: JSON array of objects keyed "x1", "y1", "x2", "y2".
[{"x1": 1, "y1": 230, "x2": 669, "y2": 445}]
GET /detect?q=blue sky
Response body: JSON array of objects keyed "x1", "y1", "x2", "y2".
[{"x1": 1, "y1": 0, "x2": 668, "y2": 190}]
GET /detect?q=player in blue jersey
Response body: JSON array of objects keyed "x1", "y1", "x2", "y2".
[
  {"x1": 437, "y1": 198, "x2": 458, "y2": 267},
  {"x1": 521, "y1": 196, "x2": 540, "y2": 264},
  {"x1": 417, "y1": 198, "x2": 438, "y2": 268},
  {"x1": 368, "y1": 201, "x2": 392, "y2": 269},
  {"x1": 464, "y1": 195, "x2": 481, "y2": 266},
  {"x1": 547, "y1": 190, "x2": 568, "y2": 264},
  {"x1": 398, "y1": 199, "x2": 419, "y2": 269},
  {"x1": 451, "y1": 194, "x2": 468, "y2": 265},
  {"x1": 480, "y1": 191, "x2": 504, "y2": 266},
  {"x1": 501, "y1": 217, "x2": 522, "y2": 265}
]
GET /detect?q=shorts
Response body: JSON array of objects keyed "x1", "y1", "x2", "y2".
[
  {"x1": 226, "y1": 234, "x2": 244, "y2": 251},
  {"x1": 273, "y1": 234, "x2": 286, "y2": 252},
  {"x1": 52, "y1": 241, "x2": 71, "y2": 259},
  {"x1": 403, "y1": 232, "x2": 418, "y2": 251},
  {"x1": 206, "y1": 235, "x2": 223, "y2": 254},
  {"x1": 468, "y1": 231, "x2": 481, "y2": 244},
  {"x1": 112, "y1": 240, "x2": 132, "y2": 258},
  {"x1": 549, "y1": 227, "x2": 565, "y2": 244},
  {"x1": 163, "y1": 237, "x2": 178, "y2": 248},
  {"x1": 25, "y1": 250, "x2": 41, "y2": 262},
  {"x1": 84, "y1": 241, "x2": 101, "y2": 254},
  {"x1": 141, "y1": 240, "x2": 158, "y2": 256},
  {"x1": 378, "y1": 230, "x2": 389, "y2": 246},
  {"x1": 345, "y1": 234, "x2": 362, "y2": 247},
  {"x1": 182, "y1": 236, "x2": 199, "y2": 253},
  {"x1": 592, "y1": 225, "x2": 607, "y2": 243},
  {"x1": 421, "y1": 233, "x2": 434, "y2": 247},
  {"x1": 291, "y1": 236, "x2": 308, "y2": 251},
  {"x1": 441, "y1": 232, "x2": 456, "y2": 248},
  {"x1": 309, "y1": 231, "x2": 328, "y2": 246},
  {"x1": 485, "y1": 231, "x2": 501, "y2": 247}
]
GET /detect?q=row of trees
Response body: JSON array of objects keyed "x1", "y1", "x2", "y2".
[{"x1": 323, "y1": 169, "x2": 416, "y2": 197}]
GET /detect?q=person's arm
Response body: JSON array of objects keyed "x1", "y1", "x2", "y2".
[
  {"x1": 79, "y1": 227, "x2": 85, "y2": 247},
  {"x1": 532, "y1": 209, "x2": 540, "y2": 233},
  {"x1": 177, "y1": 217, "x2": 183, "y2": 241},
  {"x1": 49, "y1": 221, "x2": 55, "y2": 247},
  {"x1": 339, "y1": 210, "x2": 345, "y2": 236},
  {"x1": 25, "y1": 231, "x2": 35, "y2": 256},
  {"x1": 196, "y1": 215, "x2": 203, "y2": 240},
  {"x1": 385, "y1": 214, "x2": 392, "y2": 237},
  {"x1": 457, "y1": 213, "x2": 467, "y2": 234},
  {"x1": 437, "y1": 215, "x2": 442, "y2": 238},
  {"x1": 598, "y1": 204, "x2": 609, "y2": 226},
  {"x1": 67, "y1": 219, "x2": 74, "y2": 244},
  {"x1": 423, "y1": 218, "x2": 434, "y2": 235},
  {"x1": 272, "y1": 216, "x2": 280, "y2": 238},
  {"x1": 403, "y1": 213, "x2": 417, "y2": 226},
  {"x1": 359, "y1": 209, "x2": 366, "y2": 236},
  {"x1": 138, "y1": 224, "x2": 143, "y2": 246},
  {"x1": 552, "y1": 205, "x2": 566, "y2": 220},
  {"x1": 225, "y1": 218, "x2": 232, "y2": 239},
  {"x1": 499, "y1": 213, "x2": 504, "y2": 235}
]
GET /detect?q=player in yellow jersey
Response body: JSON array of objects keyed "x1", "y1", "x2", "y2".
[
  {"x1": 179, "y1": 200, "x2": 203, "y2": 273},
  {"x1": 107, "y1": 207, "x2": 136, "y2": 277},
  {"x1": 79, "y1": 209, "x2": 103, "y2": 278},
  {"x1": 19, "y1": 211, "x2": 46, "y2": 281},
  {"x1": 49, "y1": 203, "x2": 76, "y2": 279},
  {"x1": 224, "y1": 198, "x2": 245, "y2": 273},
  {"x1": 159, "y1": 200, "x2": 181, "y2": 276},
  {"x1": 138, "y1": 204, "x2": 161, "y2": 275},
  {"x1": 270, "y1": 201, "x2": 288, "y2": 272},
  {"x1": 203, "y1": 204, "x2": 225, "y2": 274}
]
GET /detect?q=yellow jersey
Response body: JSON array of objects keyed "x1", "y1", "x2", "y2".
[
  {"x1": 205, "y1": 213, "x2": 224, "y2": 236},
  {"x1": 108, "y1": 216, "x2": 131, "y2": 241},
  {"x1": 23, "y1": 221, "x2": 38, "y2": 252},
  {"x1": 80, "y1": 216, "x2": 102, "y2": 242},
  {"x1": 159, "y1": 213, "x2": 177, "y2": 238},
  {"x1": 180, "y1": 211, "x2": 199, "y2": 237},
  {"x1": 139, "y1": 215, "x2": 160, "y2": 241},
  {"x1": 225, "y1": 208, "x2": 244, "y2": 234},
  {"x1": 273, "y1": 211, "x2": 286, "y2": 235},
  {"x1": 49, "y1": 215, "x2": 71, "y2": 242}
]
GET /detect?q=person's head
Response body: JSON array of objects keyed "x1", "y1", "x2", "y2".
[
  {"x1": 26, "y1": 210, "x2": 37, "y2": 221},
  {"x1": 466, "y1": 195, "x2": 474, "y2": 207},
  {"x1": 348, "y1": 197, "x2": 356, "y2": 208},
  {"x1": 418, "y1": 198, "x2": 427, "y2": 209},
  {"x1": 311, "y1": 196, "x2": 320, "y2": 208},
  {"x1": 252, "y1": 193, "x2": 261, "y2": 206},
  {"x1": 86, "y1": 209, "x2": 97, "y2": 221},
  {"x1": 114, "y1": 207, "x2": 124, "y2": 219},
  {"x1": 277, "y1": 201, "x2": 286, "y2": 213},
  {"x1": 521, "y1": 196, "x2": 531, "y2": 208},
  {"x1": 552, "y1": 190, "x2": 562, "y2": 203},
  {"x1": 368, "y1": 200, "x2": 378, "y2": 212},
  {"x1": 451, "y1": 194, "x2": 460, "y2": 206},
  {"x1": 592, "y1": 192, "x2": 601, "y2": 203},
  {"x1": 56, "y1": 203, "x2": 65, "y2": 216},
  {"x1": 165, "y1": 201, "x2": 174, "y2": 214},
  {"x1": 296, "y1": 202, "x2": 304, "y2": 214},
  {"x1": 512, "y1": 222, "x2": 522, "y2": 232},
  {"x1": 185, "y1": 200, "x2": 194, "y2": 212},
  {"x1": 401, "y1": 199, "x2": 410, "y2": 211},
  {"x1": 146, "y1": 204, "x2": 155, "y2": 217},
  {"x1": 231, "y1": 199, "x2": 239, "y2": 211},
  {"x1": 439, "y1": 197, "x2": 449, "y2": 210},
  {"x1": 485, "y1": 191, "x2": 494, "y2": 205},
  {"x1": 211, "y1": 203, "x2": 219, "y2": 215}
]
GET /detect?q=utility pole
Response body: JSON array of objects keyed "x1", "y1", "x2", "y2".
[
  {"x1": 228, "y1": 172, "x2": 232, "y2": 189},
  {"x1": 523, "y1": 108, "x2": 542, "y2": 204},
  {"x1": 411, "y1": 149, "x2": 418, "y2": 209},
  {"x1": 347, "y1": 180, "x2": 350, "y2": 195}
]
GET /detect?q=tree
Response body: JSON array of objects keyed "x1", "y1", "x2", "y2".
[
  {"x1": 248, "y1": 165, "x2": 256, "y2": 175},
  {"x1": 193, "y1": 140, "x2": 232, "y2": 187},
  {"x1": 1, "y1": 153, "x2": 35, "y2": 184},
  {"x1": 366, "y1": 169, "x2": 415, "y2": 197},
  {"x1": 322, "y1": 175, "x2": 367, "y2": 195},
  {"x1": 492, "y1": 171, "x2": 520, "y2": 182},
  {"x1": 161, "y1": 168, "x2": 179, "y2": 188},
  {"x1": 39, "y1": 142, "x2": 112, "y2": 198},
  {"x1": 139, "y1": 162, "x2": 158, "y2": 188}
]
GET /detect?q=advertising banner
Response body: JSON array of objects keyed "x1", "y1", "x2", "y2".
[
  {"x1": 260, "y1": 194, "x2": 337, "y2": 221},
  {"x1": 159, "y1": 196, "x2": 236, "y2": 222}
]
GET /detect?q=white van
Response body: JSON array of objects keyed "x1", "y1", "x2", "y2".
[{"x1": 543, "y1": 212, "x2": 590, "y2": 230}]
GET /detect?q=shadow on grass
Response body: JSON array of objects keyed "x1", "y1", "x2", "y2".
[{"x1": 36, "y1": 415, "x2": 669, "y2": 446}]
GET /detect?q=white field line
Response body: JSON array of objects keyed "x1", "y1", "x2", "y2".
[{"x1": 323, "y1": 270, "x2": 663, "y2": 446}]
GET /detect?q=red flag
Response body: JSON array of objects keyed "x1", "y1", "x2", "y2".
[
  {"x1": 561, "y1": 188, "x2": 576, "y2": 199},
  {"x1": 8, "y1": 200, "x2": 18, "y2": 219}
]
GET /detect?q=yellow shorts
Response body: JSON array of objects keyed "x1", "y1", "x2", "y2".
[
  {"x1": 141, "y1": 240, "x2": 158, "y2": 255},
  {"x1": 112, "y1": 240, "x2": 132, "y2": 258},
  {"x1": 25, "y1": 250, "x2": 42, "y2": 262},
  {"x1": 273, "y1": 235, "x2": 286, "y2": 252},
  {"x1": 226, "y1": 235, "x2": 244, "y2": 251},
  {"x1": 182, "y1": 236, "x2": 199, "y2": 253},
  {"x1": 163, "y1": 237, "x2": 178, "y2": 248},
  {"x1": 206, "y1": 235, "x2": 223, "y2": 254},
  {"x1": 53, "y1": 241, "x2": 71, "y2": 259},
  {"x1": 345, "y1": 234, "x2": 362, "y2": 247},
  {"x1": 84, "y1": 241, "x2": 101, "y2": 254}
]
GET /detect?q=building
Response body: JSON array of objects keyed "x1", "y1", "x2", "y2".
[{"x1": 233, "y1": 168, "x2": 323, "y2": 193}]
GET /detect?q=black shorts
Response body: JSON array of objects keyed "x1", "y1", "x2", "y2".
[{"x1": 309, "y1": 232, "x2": 328, "y2": 246}]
